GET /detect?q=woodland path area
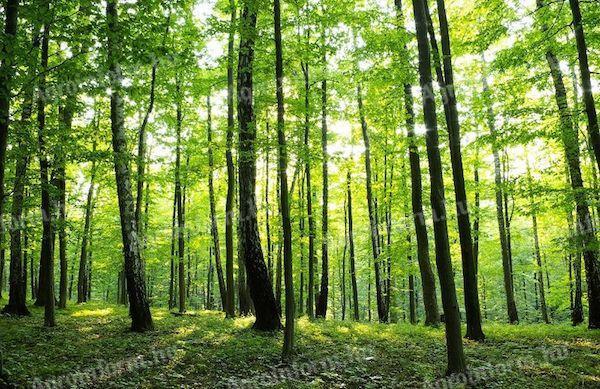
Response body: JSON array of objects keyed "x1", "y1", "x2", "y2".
[{"x1": 1, "y1": 301, "x2": 598, "y2": 388}]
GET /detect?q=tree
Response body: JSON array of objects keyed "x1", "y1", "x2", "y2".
[
  {"x1": 273, "y1": 0, "x2": 295, "y2": 358},
  {"x1": 394, "y1": 0, "x2": 439, "y2": 326},
  {"x1": 77, "y1": 157, "x2": 96, "y2": 303},
  {"x1": 106, "y1": 0, "x2": 153, "y2": 332},
  {"x1": 568, "y1": 0, "x2": 600, "y2": 172},
  {"x1": 429, "y1": 0, "x2": 484, "y2": 341},
  {"x1": 346, "y1": 171, "x2": 359, "y2": 321},
  {"x1": 175, "y1": 79, "x2": 186, "y2": 314},
  {"x1": 481, "y1": 57, "x2": 519, "y2": 324},
  {"x1": 411, "y1": 0, "x2": 466, "y2": 374},
  {"x1": 224, "y1": 0, "x2": 237, "y2": 320},
  {"x1": 237, "y1": 0, "x2": 281, "y2": 331}
]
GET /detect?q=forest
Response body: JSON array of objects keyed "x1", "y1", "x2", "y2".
[{"x1": 0, "y1": 0, "x2": 599, "y2": 387}]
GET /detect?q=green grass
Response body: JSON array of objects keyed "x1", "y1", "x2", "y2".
[{"x1": 1, "y1": 300, "x2": 599, "y2": 388}]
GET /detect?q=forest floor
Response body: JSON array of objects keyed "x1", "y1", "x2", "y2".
[{"x1": 0, "y1": 301, "x2": 599, "y2": 388}]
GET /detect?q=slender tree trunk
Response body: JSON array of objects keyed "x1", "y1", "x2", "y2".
[
  {"x1": 265, "y1": 128, "x2": 273, "y2": 282},
  {"x1": 537, "y1": 0, "x2": 600, "y2": 328},
  {"x1": 316, "y1": 50, "x2": 329, "y2": 319},
  {"x1": 3, "y1": 26, "x2": 36, "y2": 315},
  {"x1": 298, "y1": 169, "x2": 305, "y2": 315},
  {"x1": 395, "y1": 0, "x2": 440, "y2": 326},
  {"x1": 237, "y1": 0, "x2": 280, "y2": 330},
  {"x1": 169, "y1": 185, "x2": 176, "y2": 310},
  {"x1": 0, "y1": 0, "x2": 20, "y2": 315},
  {"x1": 568, "y1": 0, "x2": 600, "y2": 172},
  {"x1": 301, "y1": 60, "x2": 316, "y2": 320},
  {"x1": 525, "y1": 156, "x2": 550, "y2": 323},
  {"x1": 481, "y1": 57, "x2": 519, "y2": 324},
  {"x1": 35, "y1": 3, "x2": 55, "y2": 326},
  {"x1": 473, "y1": 145, "x2": 481, "y2": 274},
  {"x1": 225, "y1": 0, "x2": 237, "y2": 319},
  {"x1": 206, "y1": 94, "x2": 227, "y2": 314},
  {"x1": 347, "y1": 171, "x2": 360, "y2": 321},
  {"x1": 341, "y1": 196, "x2": 348, "y2": 321},
  {"x1": 78, "y1": 159, "x2": 96, "y2": 303},
  {"x1": 412, "y1": 0, "x2": 466, "y2": 374},
  {"x1": 425, "y1": 0, "x2": 484, "y2": 340},
  {"x1": 175, "y1": 81, "x2": 186, "y2": 314},
  {"x1": 106, "y1": 0, "x2": 153, "y2": 332},
  {"x1": 357, "y1": 84, "x2": 387, "y2": 323},
  {"x1": 273, "y1": 0, "x2": 295, "y2": 357}
]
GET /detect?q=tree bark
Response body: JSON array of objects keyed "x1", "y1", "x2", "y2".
[
  {"x1": 237, "y1": 0, "x2": 280, "y2": 331},
  {"x1": 106, "y1": 0, "x2": 153, "y2": 332},
  {"x1": 412, "y1": 0, "x2": 466, "y2": 374}
]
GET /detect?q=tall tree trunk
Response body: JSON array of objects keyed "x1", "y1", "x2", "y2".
[
  {"x1": 301, "y1": 60, "x2": 316, "y2": 320},
  {"x1": 265, "y1": 127, "x2": 273, "y2": 282},
  {"x1": 395, "y1": 0, "x2": 440, "y2": 327},
  {"x1": 357, "y1": 85, "x2": 387, "y2": 323},
  {"x1": 169, "y1": 185, "x2": 176, "y2": 309},
  {"x1": 36, "y1": 3, "x2": 55, "y2": 326},
  {"x1": 525, "y1": 156, "x2": 550, "y2": 323},
  {"x1": 411, "y1": 0, "x2": 466, "y2": 374},
  {"x1": 225, "y1": 0, "x2": 237, "y2": 319},
  {"x1": 2, "y1": 26, "x2": 37, "y2": 316},
  {"x1": 347, "y1": 171, "x2": 360, "y2": 321},
  {"x1": 206, "y1": 93, "x2": 227, "y2": 314},
  {"x1": 237, "y1": 0, "x2": 280, "y2": 330},
  {"x1": 341, "y1": 195, "x2": 348, "y2": 321},
  {"x1": 537, "y1": 0, "x2": 600, "y2": 328},
  {"x1": 0, "y1": 0, "x2": 20, "y2": 314},
  {"x1": 106, "y1": 0, "x2": 153, "y2": 332},
  {"x1": 298, "y1": 168, "x2": 305, "y2": 315},
  {"x1": 426, "y1": 0, "x2": 484, "y2": 340},
  {"x1": 77, "y1": 158, "x2": 96, "y2": 303},
  {"x1": 568, "y1": 0, "x2": 600, "y2": 172},
  {"x1": 273, "y1": 0, "x2": 295, "y2": 358},
  {"x1": 316, "y1": 50, "x2": 329, "y2": 319},
  {"x1": 175, "y1": 80, "x2": 186, "y2": 314},
  {"x1": 481, "y1": 57, "x2": 519, "y2": 324},
  {"x1": 473, "y1": 145, "x2": 481, "y2": 274}
]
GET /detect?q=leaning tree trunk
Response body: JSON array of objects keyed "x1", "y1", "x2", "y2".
[
  {"x1": 206, "y1": 94, "x2": 227, "y2": 314},
  {"x1": 481, "y1": 57, "x2": 519, "y2": 324},
  {"x1": 538, "y1": 0, "x2": 600, "y2": 329},
  {"x1": 357, "y1": 84, "x2": 387, "y2": 323},
  {"x1": 316, "y1": 49, "x2": 329, "y2": 319},
  {"x1": 237, "y1": 0, "x2": 280, "y2": 331},
  {"x1": 273, "y1": 0, "x2": 295, "y2": 358},
  {"x1": 544, "y1": 46, "x2": 600, "y2": 330},
  {"x1": 106, "y1": 0, "x2": 153, "y2": 332},
  {"x1": 411, "y1": 0, "x2": 466, "y2": 374},
  {"x1": 395, "y1": 0, "x2": 440, "y2": 326},
  {"x1": 568, "y1": 0, "x2": 600, "y2": 172},
  {"x1": 225, "y1": 0, "x2": 237, "y2": 319}
]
